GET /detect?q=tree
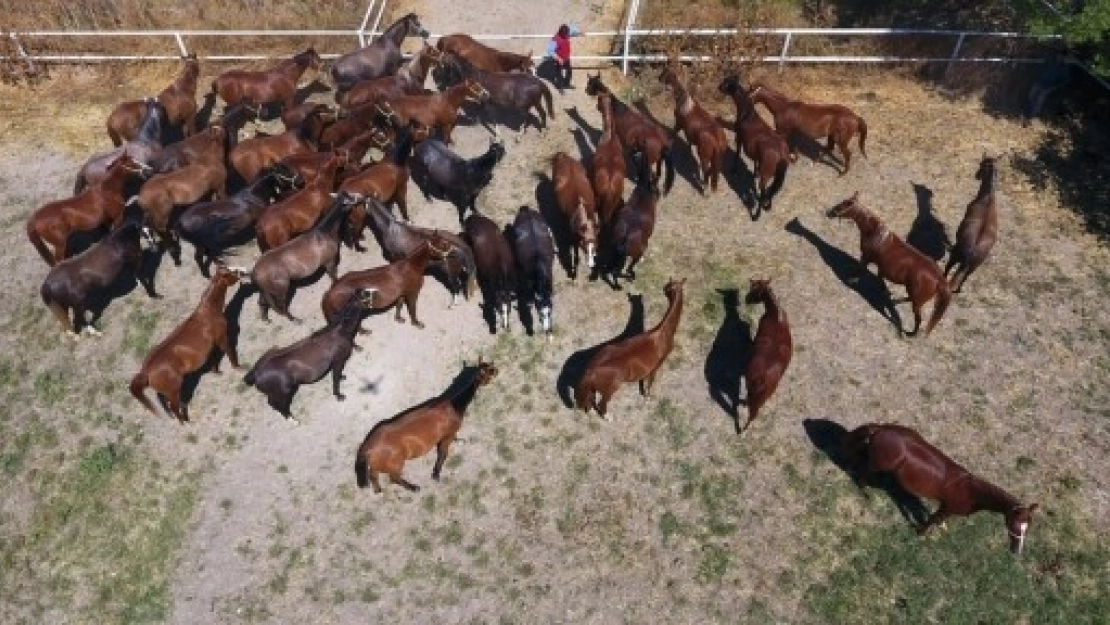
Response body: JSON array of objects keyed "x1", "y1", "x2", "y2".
[{"x1": 1021, "y1": 0, "x2": 1110, "y2": 74}]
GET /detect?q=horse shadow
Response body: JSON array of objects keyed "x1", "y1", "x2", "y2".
[
  {"x1": 631, "y1": 100, "x2": 701, "y2": 190},
  {"x1": 534, "y1": 57, "x2": 561, "y2": 89},
  {"x1": 222, "y1": 281, "x2": 255, "y2": 369},
  {"x1": 802, "y1": 418, "x2": 931, "y2": 527},
  {"x1": 475, "y1": 103, "x2": 542, "y2": 136},
  {"x1": 906, "y1": 182, "x2": 950, "y2": 263},
  {"x1": 195, "y1": 92, "x2": 218, "y2": 132},
  {"x1": 556, "y1": 292, "x2": 644, "y2": 409},
  {"x1": 564, "y1": 106, "x2": 602, "y2": 157},
  {"x1": 720, "y1": 146, "x2": 759, "y2": 217},
  {"x1": 785, "y1": 217, "x2": 904, "y2": 334},
  {"x1": 703, "y1": 289, "x2": 753, "y2": 427},
  {"x1": 788, "y1": 133, "x2": 841, "y2": 172}
]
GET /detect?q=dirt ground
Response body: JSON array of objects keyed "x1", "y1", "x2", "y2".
[{"x1": 1, "y1": 1, "x2": 1108, "y2": 624}]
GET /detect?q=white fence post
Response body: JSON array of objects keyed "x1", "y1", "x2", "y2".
[
  {"x1": 778, "y1": 32, "x2": 792, "y2": 72},
  {"x1": 946, "y1": 32, "x2": 966, "y2": 75},
  {"x1": 8, "y1": 32, "x2": 37, "y2": 74},
  {"x1": 357, "y1": 0, "x2": 378, "y2": 47},
  {"x1": 622, "y1": 0, "x2": 642, "y2": 75},
  {"x1": 173, "y1": 32, "x2": 188, "y2": 56}
]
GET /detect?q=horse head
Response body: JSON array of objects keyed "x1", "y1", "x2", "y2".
[
  {"x1": 664, "y1": 277, "x2": 687, "y2": 301},
  {"x1": 825, "y1": 191, "x2": 861, "y2": 219},
  {"x1": 717, "y1": 74, "x2": 743, "y2": 97},
  {"x1": 745, "y1": 278, "x2": 772, "y2": 305},
  {"x1": 212, "y1": 263, "x2": 250, "y2": 286},
  {"x1": 403, "y1": 13, "x2": 430, "y2": 39},
  {"x1": 474, "y1": 360, "x2": 498, "y2": 387},
  {"x1": 1005, "y1": 503, "x2": 1038, "y2": 555},
  {"x1": 976, "y1": 154, "x2": 996, "y2": 181},
  {"x1": 584, "y1": 73, "x2": 607, "y2": 96},
  {"x1": 297, "y1": 47, "x2": 324, "y2": 70}
]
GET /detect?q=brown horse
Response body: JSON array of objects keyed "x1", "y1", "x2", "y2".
[
  {"x1": 340, "y1": 122, "x2": 414, "y2": 244},
  {"x1": 551, "y1": 151, "x2": 597, "y2": 277},
  {"x1": 575, "y1": 278, "x2": 685, "y2": 419},
  {"x1": 377, "y1": 78, "x2": 490, "y2": 144},
  {"x1": 229, "y1": 108, "x2": 329, "y2": 183},
  {"x1": 255, "y1": 151, "x2": 347, "y2": 251},
  {"x1": 251, "y1": 193, "x2": 360, "y2": 322},
  {"x1": 106, "y1": 54, "x2": 201, "y2": 145},
  {"x1": 211, "y1": 47, "x2": 322, "y2": 112},
  {"x1": 40, "y1": 209, "x2": 156, "y2": 338},
  {"x1": 245, "y1": 289, "x2": 377, "y2": 424},
  {"x1": 718, "y1": 74, "x2": 790, "y2": 218},
  {"x1": 137, "y1": 160, "x2": 228, "y2": 265},
  {"x1": 944, "y1": 156, "x2": 999, "y2": 293},
  {"x1": 436, "y1": 33, "x2": 535, "y2": 74},
  {"x1": 659, "y1": 63, "x2": 727, "y2": 194},
  {"x1": 129, "y1": 265, "x2": 248, "y2": 423},
  {"x1": 740, "y1": 279, "x2": 792, "y2": 434},
  {"x1": 465, "y1": 212, "x2": 516, "y2": 332},
  {"x1": 591, "y1": 92, "x2": 625, "y2": 228},
  {"x1": 355, "y1": 360, "x2": 498, "y2": 492},
  {"x1": 321, "y1": 237, "x2": 451, "y2": 336},
  {"x1": 279, "y1": 130, "x2": 387, "y2": 184},
  {"x1": 76, "y1": 98, "x2": 167, "y2": 194},
  {"x1": 827, "y1": 192, "x2": 951, "y2": 337},
  {"x1": 28, "y1": 155, "x2": 151, "y2": 266},
  {"x1": 749, "y1": 80, "x2": 868, "y2": 175},
  {"x1": 585, "y1": 73, "x2": 675, "y2": 194},
  {"x1": 842, "y1": 423, "x2": 1039, "y2": 554},
  {"x1": 154, "y1": 103, "x2": 257, "y2": 172},
  {"x1": 339, "y1": 42, "x2": 442, "y2": 109},
  {"x1": 606, "y1": 154, "x2": 660, "y2": 289}
]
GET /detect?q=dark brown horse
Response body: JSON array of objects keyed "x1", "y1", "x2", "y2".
[
  {"x1": 106, "y1": 54, "x2": 201, "y2": 145},
  {"x1": 340, "y1": 122, "x2": 414, "y2": 244},
  {"x1": 827, "y1": 192, "x2": 952, "y2": 336},
  {"x1": 377, "y1": 78, "x2": 490, "y2": 144},
  {"x1": 944, "y1": 156, "x2": 999, "y2": 293},
  {"x1": 40, "y1": 208, "x2": 156, "y2": 338},
  {"x1": 280, "y1": 102, "x2": 334, "y2": 132},
  {"x1": 585, "y1": 73, "x2": 675, "y2": 194},
  {"x1": 331, "y1": 13, "x2": 430, "y2": 92},
  {"x1": 255, "y1": 151, "x2": 347, "y2": 251},
  {"x1": 28, "y1": 155, "x2": 151, "y2": 266},
  {"x1": 137, "y1": 160, "x2": 227, "y2": 265},
  {"x1": 174, "y1": 163, "x2": 303, "y2": 276},
  {"x1": 551, "y1": 151, "x2": 597, "y2": 277},
  {"x1": 338, "y1": 42, "x2": 441, "y2": 108},
  {"x1": 750, "y1": 80, "x2": 868, "y2": 175},
  {"x1": 130, "y1": 265, "x2": 248, "y2": 423},
  {"x1": 411, "y1": 136, "x2": 506, "y2": 219},
  {"x1": 718, "y1": 74, "x2": 789, "y2": 218},
  {"x1": 244, "y1": 289, "x2": 377, "y2": 424},
  {"x1": 361, "y1": 197, "x2": 477, "y2": 307},
  {"x1": 842, "y1": 423, "x2": 1039, "y2": 554},
  {"x1": 355, "y1": 360, "x2": 498, "y2": 492},
  {"x1": 465, "y1": 212, "x2": 516, "y2": 332},
  {"x1": 575, "y1": 278, "x2": 685, "y2": 419},
  {"x1": 442, "y1": 56, "x2": 554, "y2": 135},
  {"x1": 659, "y1": 63, "x2": 727, "y2": 194},
  {"x1": 508, "y1": 206, "x2": 557, "y2": 337},
  {"x1": 75, "y1": 99, "x2": 167, "y2": 194},
  {"x1": 606, "y1": 155, "x2": 660, "y2": 290},
  {"x1": 250, "y1": 192, "x2": 360, "y2": 322},
  {"x1": 211, "y1": 47, "x2": 322, "y2": 112},
  {"x1": 321, "y1": 237, "x2": 451, "y2": 335},
  {"x1": 153, "y1": 103, "x2": 257, "y2": 172},
  {"x1": 436, "y1": 33, "x2": 536, "y2": 74},
  {"x1": 229, "y1": 108, "x2": 329, "y2": 183},
  {"x1": 740, "y1": 279, "x2": 792, "y2": 434},
  {"x1": 591, "y1": 92, "x2": 625, "y2": 228}
]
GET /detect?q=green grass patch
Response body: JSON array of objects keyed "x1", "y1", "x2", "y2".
[{"x1": 122, "y1": 309, "x2": 160, "y2": 358}]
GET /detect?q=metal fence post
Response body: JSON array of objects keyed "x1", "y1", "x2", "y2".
[
  {"x1": 946, "y1": 32, "x2": 966, "y2": 75},
  {"x1": 173, "y1": 32, "x2": 188, "y2": 56},
  {"x1": 358, "y1": 0, "x2": 378, "y2": 47},
  {"x1": 8, "y1": 33, "x2": 37, "y2": 74},
  {"x1": 622, "y1": 0, "x2": 641, "y2": 75},
  {"x1": 778, "y1": 32, "x2": 792, "y2": 72}
]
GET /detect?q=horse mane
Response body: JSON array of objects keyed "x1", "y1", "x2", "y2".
[
  {"x1": 315, "y1": 194, "x2": 354, "y2": 234},
  {"x1": 467, "y1": 141, "x2": 504, "y2": 179}
]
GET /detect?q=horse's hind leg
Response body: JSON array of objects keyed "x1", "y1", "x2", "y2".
[
  {"x1": 46, "y1": 301, "x2": 76, "y2": 337},
  {"x1": 432, "y1": 439, "x2": 453, "y2": 480},
  {"x1": 838, "y1": 138, "x2": 852, "y2": 176},
  {"x1": 403, "y1": 292, "x2": 424, "y2": 329},
  {"x1": 389, "y1": 470, "x2": 420, "y2": 492}
]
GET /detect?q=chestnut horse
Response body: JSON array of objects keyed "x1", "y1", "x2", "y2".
[
  {"x1": 339, "y1": 42, "x2": 442, "y2": 108},
  {"x1": 211, "y1": 47, "x2": 322, "y2": 112},
  {"x1": 827, "y1": 192, "x2": 951, "y2": 337},
  {"x1": 331, "y1": 13, "x2": 430, "y2": 92},
  {"x1": 749, "y1": 80, "x2": 868, "y2": 175},
  {"x1": 575, "y1": 277, "x2": 685, "y2": 419},
  {"x1": 281, "y1": 129, "x2": 387, "y2": 182},
  {"x1": 377, "y1": 78, "x2": 490, "y2": 144},
  {"x1": 340, "y1": 123, "x2": 415, "y2": 246},
  {"x1": 944, "y1": 156, "x2": 999, "y2": 293},
  {"x1": 255, "y1": 151, "x2": 347, "y2": 251},
  {"x1": 130, "y1": 265, "x2": 248, "y2": 423},
  {"x1": 137, "y1": 160, "x2": 228, "y2": 265},
  {"x1": 718, "y1": 75, "x2": 789, "y2": 218},
  {"x1": 436, "y1": 33, "x2": 535, "y2": 74},
  {"x1": 174, "y1": 163, "x2": 303, "y2": 276},
  {"x1": 465, "y1": 212, "x2": 516, "y2": 332},
  {"x1": 229, "y1": 108, "x2": 329, "y2": 183},
  {"x1": 321, "y1": 237, "x2": 451, "y2": 335},
  {"x1": 585, "y1": 73, "x2": 675, "y2": 195},
  {"x1": 251, "y1": 192, "x2": 360, "y2": 322},
  {"x1": 28, "y1": 155, "x2": 151, "y2": 266},
  {"x1": 106, "y1": 54, "x2": 201, "y2": 145},
  {"x1": 842, "y1": 423, "x2": 1039, "y2": 554},
  {"x1": 245, "y1": 289, "x2": 377, "y2": 424},
  {"x1": 40, "y1": 208, "x2": 156, "y2": 338},
  {"x1": 740, "y1": 279, "x2": 792, "y2": 434},
  {"x1": 75, "y1": 98, "x2": 166, "y2": 194},
  {"x1": 606, "y1": 154, "x2": 660, "y2": 290},
  {"x1": 591, "y1": 92, "x2": 625, "y2": 228},
  {"x1": 355, "y1": 360, "x2": 498, "y2": 492},
  {"x1": 551, "y1": 151, "x2": 597, "y2": 277},
  {"x1": 659, "y1": 63, "x2": 727, "y2": 194}
]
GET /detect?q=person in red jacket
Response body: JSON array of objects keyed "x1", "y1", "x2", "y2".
[{"x1": 546, "y1": 24, "x2": 580, "y2": 92}]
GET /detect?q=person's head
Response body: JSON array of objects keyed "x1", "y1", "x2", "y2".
[{"x1": 558, "y1": 24, "x2": 570, "y2": 38}]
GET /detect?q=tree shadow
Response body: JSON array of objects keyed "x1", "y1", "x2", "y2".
[
  {"x1": 556, "y1": 292, "x2": 644, "y2": 409},
  {"x1": 533, "y1": 171, "x2": 575, "y2": 279},
  {"x1": 785, "y1": 217, "x2": 904, "y2": 334},
  {"x1": 703, "y1": 288, "x2": 752, "y2": 423},
  {"x1": 802, "y1": 418, "x2": 931, "y2": 528},
  {"x1": 905, "y1": 182, "x2": 950, "y2": 263}
]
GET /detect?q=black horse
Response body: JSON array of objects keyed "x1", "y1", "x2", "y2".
[
  {"x1": 174, "y1": 163, "x2": 304, "y2": 276},
  {"x1": 464, "y1": 212, "x2": 516, "y2": 333},
  {"x1": 330, "y1": 13, "x2": 429, "y2": 92},
  {"x1": 411, "y1": 136, "x2": 506, "y2": 222},
  {"x1": 507, "y1": 206, "x2": 556, "y2": 338}
]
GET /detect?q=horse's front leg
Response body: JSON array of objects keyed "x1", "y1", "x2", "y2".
[
  {"x1": 917, "y1": 506, "x2": 950, "y2": 536},
  {"x1": 332, "y1": 354, "x2": 350, "y2": 401}
]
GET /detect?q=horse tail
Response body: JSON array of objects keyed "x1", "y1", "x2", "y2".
[
  {"x1": 354, "y1": 449, "x2": 369, "y2": 488},
  {"x1": 129, "y1": 371, "x2": 160, "y2": 417},
  {"x1": 573, "y1": 375, "x2": 593, "y2": 413},
  {"x1": 459, "y1": 246, "x2": 478, "y2": 300},
  {"x1": 540, "y1": 82, "x2": 555, "y2": 120},
  {"x1": 661, "y1": 146, "x2": 676, "y2": 195},
  {"x1": 27, "y1": 223, "x2": 55, "y2": 266},
  {"x1": 857, "y1": 116, "x2": 868, "y2": 159},
  {"x1": 766, "y1": 157, "x2": 788, "y2": 204},
  {"x1": 924, "y1": 276, "x2": 951, "y2": 336},
  {"x1": 243, "y1": 365, "x2": 259, "y2": 387}
]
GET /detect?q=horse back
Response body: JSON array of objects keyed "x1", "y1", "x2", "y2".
[
  {"x1": 366, "y1": 399, "x2": 456, "y2": 458},
  {"x1": 868, "y1": 425, "x2": 963, "y2": 498}
]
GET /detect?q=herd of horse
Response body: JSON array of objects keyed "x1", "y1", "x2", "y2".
[{"x1": 22, "y1": 12, "x2": 1033, "y2": 552}]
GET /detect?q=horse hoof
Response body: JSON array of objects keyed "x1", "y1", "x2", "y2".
[
  {"x1": 336, "y1": 394, "x2": 346, "y2": 401},
  {"x1": 413, "y1": 322, "x2": 425, "y2": 329},
  {"x1": 83, "y1": 327, "x2": 103, "y2": 338},
  {"x1": 286, "y1": 416, "x2": 300, "y2": 426}
]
